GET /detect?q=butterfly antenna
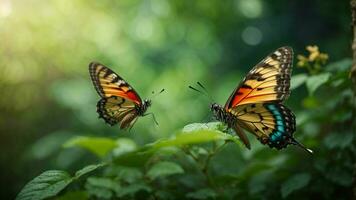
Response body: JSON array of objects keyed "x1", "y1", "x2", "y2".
[
  {"x1": 196, "y1": 81, "x2": 214, "y2": 102},
  {"x1": 151, "y1": 88, "x2": 165, "y2": 99},
  {"x1": 188, "y1": 85, "x2": 204, "y2": 94},
  {"x1": 290, "y1": 138, "x2": 313, "y2": 154}
]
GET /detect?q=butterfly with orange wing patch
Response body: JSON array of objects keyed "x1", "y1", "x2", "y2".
[
  {"x1": 89, "y1": 62, "x2": 151, "y2": 129},
  {"x1": 210, "y1": 47, "x2": 312, "y2": 153}
]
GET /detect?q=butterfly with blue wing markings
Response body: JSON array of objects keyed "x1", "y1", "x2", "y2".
[
  {"x1": 89, "y1": 62, "x2": 152, "y2": 129},
  {"x1": 210, "y1": 47, "x2": 313, "y2": 153}
]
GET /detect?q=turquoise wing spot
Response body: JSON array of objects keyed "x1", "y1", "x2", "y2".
[
  {"x1": 262, "y1": 103, "x2": 297, "y2": 150},
  {"x1": 275, "y1": 115, "x2": 282, "y2": 121},
  {"x1": 266, "y1": 103, "x2": 289, "y2": 147},
  {"x1": 277, "y1": 125, "x2": 284, "y2": 132}
]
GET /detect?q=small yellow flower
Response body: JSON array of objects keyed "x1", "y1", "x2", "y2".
[
  {"x1": 319, "y1": 53, "x2": 329, "y2": 63},
  {"x1": 309, "y1": 51, "x2": 319, "y2": 61},
  {"x1": 306, "y1": 45, "x2": 319, "y2": 53},
  {"x1": 297, "y1": 55, "x2": 308, "y2": 67},
  {"x1": 297, "y1": 45, "x2": 329, "y2": 74}
]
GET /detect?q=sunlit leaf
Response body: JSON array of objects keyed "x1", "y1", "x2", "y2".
[
  {"x1": 182, "y1": 122, "x2": 226, "y2": 132},
  {"x1": 147, "y1": 161, "x2": 184, "y2": 180},
  {"x1": 281, "y1": 173, "x2": 311, "y2": 198},
  {"x1": 306, "y1": 73, "x2": 331, "y2": 95},
  {"x1": 16, "y1": 163, "x2": 105, "y2": 200},
  {"x1": 16, "y1": 170, "x2": 72, "y2": 200},
  {"x1": 114, "y1": 123, "x2": 240, "y2": 167},
  {"x1": 63, "y1": 136, "x2": 117, "y2": 158},
  {"x1": 150, "y1": 122, "x2": 241, "y2": 149},
  {"x1": 112, "y1": 138, "x2": 137, "y2": 157},
  {"x1": 291, "y1": 74, "x2": 308, "y2": 90},
  {"x1": 74, "y1": 163, "x2": 107, "y2": 179}
]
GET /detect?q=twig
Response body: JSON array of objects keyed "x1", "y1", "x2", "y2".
[{"x1": 182, "y1": 141, "x2": 228, "y2": 189}]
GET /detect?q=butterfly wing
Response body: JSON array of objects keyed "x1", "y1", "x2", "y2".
[
  {"x1": 222, "y1": 47, "x2": 309, "y2": 150},
  {"x1": 231, "y1": 103, "x2": 296, "y2": 149},
  {"x1": 225, "y1": 46, "x2": 293, "y2": 109},
  {"x1": 89, "y1": 62, "x2": 142, "y2": 104},
  {"x1": 89, "y1": 62, "x2": 142, "y2": 129},
  {"x1": 97, "y1": 96, "x2": 138, "y2": 129}
]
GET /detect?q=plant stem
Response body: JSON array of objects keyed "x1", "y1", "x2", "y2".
[{"x1": 183, "y1": 141, "x2": 228, "y2": 190}]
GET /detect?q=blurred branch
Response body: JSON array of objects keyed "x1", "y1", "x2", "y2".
[{"x1": 350, "y1": 0, "x2": 356, "y2": 198}]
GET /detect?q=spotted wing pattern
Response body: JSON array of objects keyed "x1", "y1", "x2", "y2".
[
  {"x1": 231, "y1": 103, "x2": 296, "y2": 149},
  {"x1": 225, "y1": 47, "x2": 293, "y2": 109},
  {"x1": 97, "y1": 96, "x2": 138, "y2": 129},
  {"x1": 89, "y1": 62, "x2": 142, "y2": 129}
]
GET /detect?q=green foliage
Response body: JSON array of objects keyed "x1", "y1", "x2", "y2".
[
  {"x1": 17, "y1": 50, "x2": 356, "y2": 199},
  {"x1": 64, "y1": 136, "x2": 118, "y2": 158},
  {"x1": 306, "y1": 73, "x2": 331, "y2": 95},
  {"x1": 16, "y1": 164, "x2": 105, "y2": 200},
  {"x1": 1, "y1": 0, "x2": 353, "y2": 198},
  {"x1": 186, "y1": 188, "x2": 217, "y2": 199},
  {"x1": 15, "y1": 43, "x2": 356, "y2": 199},
  {"x1": 290, "y1": 73, "x2": 308, "y2": 90},
  {"x1": 281, "y1": 173, "x2": 311, "y2": 198},
  {"x1": 147, "y1": 161, "x2": 184, "y2": 180},
  {"x1": 16, "y1": 171, "x2": 72, "y2": 200}
]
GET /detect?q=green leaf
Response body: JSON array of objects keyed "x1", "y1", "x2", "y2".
[
  {"x1": 186, "y1": 188, "x2": 217, "y2": 199},
  {"x1": 86, "y1": 177, "x2": 120, "y2": 192},
  {"x1": 281, "y1": 173, "x2": 311, "y2": 198},
  {"x1": 114, "y1": 123, "x2": 238, "y2": 167},
  {"x1": 290, "y1": 74, "x2": 308, "y2": 90},
  {"x1": 114, "y1": 149, "x2": 155, "y2": 167},
  {"x1": 74, "y1": 163, "x2": 107, "y2": 179},
  {"x1": 63, "y1": 136, "x2": 117, "y2": 158},
  {"x1": 150, "y1": 122, "x2": 240, "y2": 149},
  {"x1": 114, "y1": 167, "x2": 143, "y2": 183},
  {"x1": 112, "y1": 138, "x2": 137, "y2": 157},
  {"x1": 16, "y1": 170, "x2": 72, "y2": 200},
  {"x1": 147, "y1": 161, "x2": 184, "y2": 180},
  {"x1": 306, "y1": 73, "x2": 331, "y2": 95},
  {"x1": 325, "y1": 58, "x2": 352, "y2": 72},
  {"x1": 85, "y1": 176, "x2": 121, "y2": 199},
  {"x1": 16, "y1": 164, "x2": 105, "y2": 200},
  {"x1": 116, "y1": 183, "x2": 151, "y2": 198},
  {"x1": 182, "y1": 122, "x2": 226, "y2": 132},
  {"x1": 323, "y1": 132, "x2": 354, "y2": 149}
]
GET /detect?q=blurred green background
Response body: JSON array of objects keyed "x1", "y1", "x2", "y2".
[{"x1": 0, "y1": 0, "x2": 354, "y2": 199}]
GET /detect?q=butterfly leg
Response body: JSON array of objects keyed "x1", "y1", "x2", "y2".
[
  {"x1": 232, "y1": 123, "x2": 251, "y2": 149},
  {"x1": 144, "y1": 113, "x2": 159, "y2": 126}
]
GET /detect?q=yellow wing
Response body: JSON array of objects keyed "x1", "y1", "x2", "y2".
[
  {"x1": 225, "y1": 47, "x2": 293, "y2": 109},
  {"x1": 231, "y1": 103, "x2": 296, "y2": 149}
]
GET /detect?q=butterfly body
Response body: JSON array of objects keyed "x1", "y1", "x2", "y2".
[
  {"x1": 211, "y1": 47, "x2": 312, "y2": 153},
  {"x1": 89, "y1": 62, "x2": 151, "y2": 129}
]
